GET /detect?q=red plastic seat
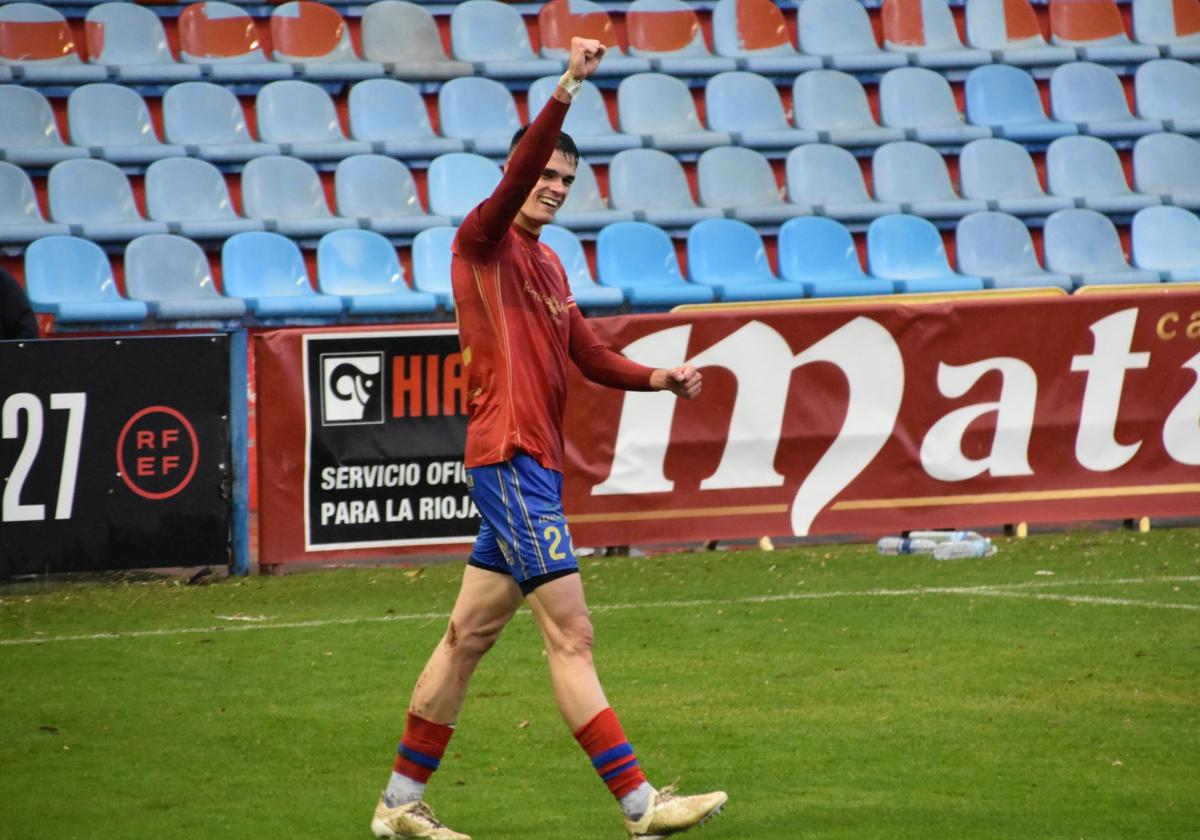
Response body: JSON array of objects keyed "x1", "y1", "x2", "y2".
[
  {"x1": 0, "y1": 2, "x2": 80, "y2": 62},
  {"x1": 180, "y1": 1, "x2": 265, "y2": 61},
  {"x1": 271, "y1": 1, "x2": 346, "y2": 60},
  {"x1": 539, "y1": 0, "x2": 620, "y2": 51}
]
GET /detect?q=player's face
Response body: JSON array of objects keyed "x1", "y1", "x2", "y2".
[{"x1": 515, "y1": 150, "x2": 577, "y2": 232}]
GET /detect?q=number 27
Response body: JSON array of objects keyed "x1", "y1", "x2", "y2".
[{"x1": 543, "y1": 525, "x2": 574, "y2": 560}]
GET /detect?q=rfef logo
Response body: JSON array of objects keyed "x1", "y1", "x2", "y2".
[
  {"x1": 116, "y1": 406, "x2": 199, "y2": 500},
  {"x1": 321, "y1": 353, "x2": 384, "y2": 425}
]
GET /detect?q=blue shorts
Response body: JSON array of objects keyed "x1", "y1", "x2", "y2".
[{"x1": 466, "y1": 453, "x2": 579, "y2": 594}]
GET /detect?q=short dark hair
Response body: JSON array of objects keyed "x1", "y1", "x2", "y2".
[{"x1": 508, "y1": 124, "x2": 579, "y2": 166}]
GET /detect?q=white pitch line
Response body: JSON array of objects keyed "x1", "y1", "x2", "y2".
[{"x1": 1, "y1": 576, "x2": 1197, "y2": 647}]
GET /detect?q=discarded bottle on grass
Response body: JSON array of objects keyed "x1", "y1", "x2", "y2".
[
  {"x1": 875, "y1": 537, "x2": 939, "y2": 556},
  {"x1": 932, "y1": 538, "x2": 996, "y2": 560},
  {"x1": 907, "y1": 530, "x2": 985, "y2": 543}
]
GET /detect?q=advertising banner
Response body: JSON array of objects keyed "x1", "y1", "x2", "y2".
[{"x1": 0, "y1": 335, "x2": 231, "y2": 575}]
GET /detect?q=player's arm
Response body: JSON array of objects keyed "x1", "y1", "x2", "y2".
[{"x1": 567, "y1": 305, "x2": 701, "y2": 398}]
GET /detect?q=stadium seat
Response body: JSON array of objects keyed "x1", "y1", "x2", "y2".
[
  {"x1": 347, "y1": 79, "x2": 464, "y2": 161},
  {"x1": 1135, "y1": 58, "x2": 1200, "y2": 135},
  {"x1": 162, "y1": 82, "x2": 281, "y2": 164},
  {"x1": 958, "y1": 138, "x2": 1074, "y2": 217},
  {"x1": 872, "y1": 141, "x2": 990, "y2": 219},
  {"x1": 222, "y1": 231, "x2": 344, "y2": 319},
  {"x1": 792, "y1": 70, "x2": 906, "y2": 148},
  {"x1": 410, "y1": 226, "x2": 456, "y2": 310},
  {"x1": 687, "y1": 218, "x2": 808, "y2": 302},
  {"x1": 867, "y1": 214, "x2": 987, "y2": 292},
  {"x1": 797, "y1": 0, "x2": 908, "y2": 72},
  {"x1": 240, "y1": 155, "x2": 358, "y2": 238},
  {"x1": 0, "y1": 2, "x2": 107, "y2": 84},
  {"x1": 1042, "y1": 207, "x2": 1161, "y2": 285},
  {"x1": 124, "y1": 234, "x2": 247, "y2": 321},
  {"x1": 879, "y1": 68, "x2": 993, "y2": 145},
  {"x1": 1133, "y1": 132, "x2": 1200, "y2": 210},
  {"x1": 963, "y1": 64, "x2": 1079, "y2": 143},
  {"x1": 625, "y1": 0, "x2": 737, "y2": 75},
  {"x1": 255, "y1": 80, "x2": 373, "y2": 161},
  {"x1": 450, "y1": 0, "x2": 563, "y2": 79},
  {"x1": 1048, "y1": 0, "x2": 1160, "y2": 64},
  {"x1": 964, "y1": 0, "x2": 1078, "y2": 68},
  {"x1": 270, "y1": 1, "x2": 383, "y2": 81},
  {"x1": 1050, "y1": 62, "x2": 1165, "y2": 139},
  {"x1": 0, "y1": 161, "x2": 71, "y2": 244},
  {"x1": 537, "y1": 0, "x2": 652, "y2": 76},
  {"x1": 554, "y1": 158, "x2": 637, "y2": 230},
  {"x1": 710, "y1": 0, "x2": 822, "y2": 74},
  {"x1": 881, "y1": 0, "x2": 992, "y2": 69},
  {"x1": 84, "y1": 3, "x2": 202, "y2": 83},
  {"x1": 47, "y1": 159, "x2": 168, "y2": 242},
  {"x1": 617, "y1": 73, "x2": 733, "y2": 152},
  {"x1": 777, "y1": 216, "x2": 894, "y2": 297},
  {"x1": 538, "y1": 224, "x2": 626, "y2": 310},
  {"x1": 596, "y1": 221, "x2": 716, "y2": 308},
  {"x1": 24, "y1": 236, "x2": 149, "y2": 324},
  {"x1": 438, "y1": 77, "x2": 521, "y2": 157},
  {"x1": 67, "y1": 84, "x2": 187, "y2": 166},
  {"x1": 1131, "y1": 205, "x2": 1200, "y2": 280},
  {"x1": 0, "y1": 85, "x2": 88, "y2": 167},
  {"x1": 360, "y1": 1, "x2": 472, "y2": 80},
  {"x1": 1046, "y1": 135, "x2": 1162, "y2": 214},
  {"x1": 786, "y1": 144, "x2": 903, "y2": 222},
  {"x1": 705, "y1": 71, "x2": 819, "y2": 150},
  {"x1": 144, "y1": 157, "x2": 265, "y2": 240},
  {"x1": 316, "y1": 228, "x2": 438, "y2": 316},
  {"x1": 697, "y1": 145, "x2": 811, "y2": 224},
  {"x1": 1132, "y1": 0, "x2": 1200, "y2": 59},
  {"x1": 335, "y1": 154, "x2": 451, "y2": 237},
  {"x1": 178, "y1": 1, "x2": 292, "y2": 82},
  {"x1": 955, "y1": 211, "x2": 1073, "y2": 288},
  {"x1": 426, "y1": 153, "x2": 502, "y2": 223},
  {"x1": 608, "y1": 148, "x2": 724, "y2": 228},
  {"x1": 527, "y1": 75, "x2": 642, "y2": 156}
]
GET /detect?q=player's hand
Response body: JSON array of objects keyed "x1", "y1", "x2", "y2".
[
  {"x1": 652, "y1": 365, "x2": 702, "y2": 399},
  {"x1": 568, "y1": 36, "x2": 607, "y2": 80}
]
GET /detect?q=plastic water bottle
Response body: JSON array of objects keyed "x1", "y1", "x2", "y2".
[
  {"x1": 908, "y1": 530, "x2": 984, "y2": 543},
  {"x1": 876, "y1": 537, "x2": 939, "y2": 556},
  {"x1": 932, "y1": 538, "x2": 996, "y2": 560}
]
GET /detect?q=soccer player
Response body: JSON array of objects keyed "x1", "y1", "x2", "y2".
[{"x1": 370, "y1": 37, "x2": 726, "y2": 840}]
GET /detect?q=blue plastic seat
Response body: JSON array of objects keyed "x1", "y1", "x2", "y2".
[
  {"x1": 1133, "y1": 0, "x2": 1200, "y2": 59},
  {"x1": 554, "y1": 158, "x2": 637, "y2": 230},
  {"x1": 24, "y1": 236, "x2": 149, "y2": 324},
  {"x1": 145, "y1": 157, "x2": 266, "y2": 239},
  {"x1": 528, "y1": 76, "x2": 641, "y2": 156},
  {"x1": 67, "y1": 83, "x2": 186, "y2": 165},
  {"x1": 958, "y1": 138, "x2": 1074, "y2": 217},
  {"x1": 879, "y1": 67, "x2": 993, "y2": 146},
  {"x1": 797, "y1": 0, "x2": 908, "y2": 72},
  {"x1": 1131, "y1": 205, "x2": 1200, "y2": 281},
  {"x1": 317, "y1": 228, "x2": 438, "y2": 316},
  {"x1": 1049, "y1": 0, "x2": 1159, "y2": 64},
  {"x1": 867, "y1": 214, "x2": 987, "y2": 292},
  {"x1": 625, "y1": 0, "x2": 738, "y2": 75},
  {"x1": 425, "y1": 153, "x2": 502, "y2": 223},
  {"x1": 240, "y1": 155, "x2": 358, "y2": 238},
  {"x1": 255, "y1": 80, "x2": 372, "y2": 161},
  {"x1": 698, "y1": 146, "x2": 811, "y2": 224},
  {"x1": 881, "y1": 0, "x2": 993, "y2": 69},
  {"x1": 360, "y1": 0, "x2": 472, "y2": 80},
  {"x1": 348, "y1": 79, "x2": 464, "y2": 161},
  {"x1": 872, "y1": 141, "x2": 990, "y2": 219},
  {"x1": 1133, "y1": 132, "x2": 1200, "y2": 210},
  {"x1": 705, "y1": 71, "x2": 819, "y2": 150},
  {"x1": 0, "y1": 3, "x2": 108, "y2": 85},
  {"x1": 84, "y1": 3, "x2": 202, "y2": 83},
  {"x1": 124, "y1": 234, "x2": 247, "y2": 321},
  {"x1": 1135, "y1": 58, "x2": 1200, "y2": 135},
  {"x1": 537, "y1": 0, "x2": 651, "y2": 76},
  {"x1": 687, "y1": 218, "x2": 808, "y2": 302},
  {"x1": 450, "y1": 0, "x2": 562, "y2": 78},
  {"x1": 1044, "y1": 208, "x2": 1161, "y2": 285},
  {"x1": 778, "y1": 216, "x2": 894, "y2": 297},
  {"x1": 335, "y1": 154, "x2": 450, "y2": 237},
  {"x1": 1050, "y1": 62, "x2": 1165, "y2": 139},
  {"x1": 47, "y1": 159, "x2": 168, "y2": 242},
  {"x1": 270, "y1": 1, "x2": 384, "y2": 82},
  {"x1": 0, "y1": 162, "x2": 70, "y2": 243},
  {"x1": 710, "y1": 0, "x2": 822, "y2": 74},
  {"x1": 964, "y1": 0, "x2": 1078, "y2": 68},
  {"x1": 792, "y1": 70, "x2": 905, "y2": 149},
  {"x1": 438, "y1": 77, "x2": 521, "y2": 158},
  {"x1": 955, "y1": 211, "x2": 1072, "y2": 288},
  {"x1": 786, "y1": 144, "x2": 902, "y2": 222},
  {"x1": 596, "y1": 221, "x2": 715, "y2": 308},
  {"x1": 608, "y1": 148, "x2": 724, "y2": 229},
  {"x1": 221, "y1": 231, "x2": 344, "y2": 319},
  {"x1": 617, "y1": 73, "x2": 733, "y2": 153},
  {"x1": 0, "y1": 86, "x2": 87, "y2": 168},
  {"x1": 1046, "y1": 135, "x2": 1161, "y2": 214},
  {"x1": 410, "y1": 226, "x2": 456, "y2": 310},
  {"x1": 964, "y1": 64, "x2": 1079, "y2": 143},
  {"x1": 538, "y1": 224, "x2": 625, "y2": 310},
  {"x1": 162, "y1": 81, "x2": 281, "y2": 164}
]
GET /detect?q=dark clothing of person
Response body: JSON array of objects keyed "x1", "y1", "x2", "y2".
[{"x1": 0, "y1": 268, "x2": 38, "y2": 340}]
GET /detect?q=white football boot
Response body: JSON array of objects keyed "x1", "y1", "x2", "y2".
[
  {"x1": 624, "y1": 784, "x2": 728, "y2": 839},
  {"x1": 370, "y1": 798, "x2": 470, "y2": 840}
]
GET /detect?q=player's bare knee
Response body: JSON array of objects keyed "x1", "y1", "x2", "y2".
[
  {"x1": 550, "y1": 612, "x2": 595, "y2": 660},
  {"x1": 445, "y1": 618, "x2": 503, "y2": 661}
]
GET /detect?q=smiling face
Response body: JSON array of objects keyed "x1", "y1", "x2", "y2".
[{"x1": 512, "y1": 149, "x2": 577, "y2": 234}]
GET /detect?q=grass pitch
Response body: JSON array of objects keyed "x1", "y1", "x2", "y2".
[{"x1": 1, "y1": 528, "x2": 1198, "y2": 840}]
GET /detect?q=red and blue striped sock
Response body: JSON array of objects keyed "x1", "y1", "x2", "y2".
[
  {"x1": 386, "y1": 712, "x2": 454, "y2": 805},
  {"x1": 573, "y1": 707, "x2": 648, "y2": 799}
]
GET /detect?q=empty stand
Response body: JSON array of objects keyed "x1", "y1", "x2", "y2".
[
  {"x1": 0, "y1": 2, "x2": 107, "y2": 84},
  {"x1": 84, "y1": 3, "x2": 202, "y2": 83},
  {"x1": 24, "y1": 236, "x2": 149, "y2": 324},
  {"x1": 705, "y1": 71, "x2": 819, "y2": 150},
  {"x1": 964, "y1": 64, "x2": 1079, "y2": 142},
  {"x1": 0, "y1": 161, "x2": 71, "y2": 244},
  {"x1": 221, "y1": 230, "x2": 344, "y2": 318},
  {"x1": 710, "y1": 0, "x2": 821, "y2": 74},
  {"x1": 625, "y1": 0, "x2": 737, "y2": 75},
  {"x1": 1132, "y1": 0, "x2": 1200, "y2": 59},
  {"x1": 1131, "y1": 205, "x2": 1200, "y2": 280},
  {"x1": 67, "y1": 83, "x2": 187, "y2": 165},
  {"x1": 270, "y1": 1, "x2": 383, "y2": 81},
  {"x1": 240, "y1": 155, "x2": 357, "y2": 238},
  {"x1": 777, "y1": 216, "x2": 894, "y2": 297},
  {"x1": 697, "y1": 145, "x2": 809, "y2": 224},
  {"x1": 618, "y1": 73, "x2": 733, "y2": 152},
  {"x1": 162, "y1": 81, "x2": 281, "y2": 164},
  {"x1": 48, "y1": 158, "x2": 169, "y2": 241},
  {"x1": 0, "y1": 85, "x2": 89, "y2": 167},
  {"x1": 316, "y1": 228, "x2": 438, "y2": 316},
  {"x1": 872, "y1": 141, "x2": 990, "y2": 219},
  {"x1": 964, "y1": 0, "x2": 1079, "y2": 68},
  {"x1": 335, "y1": 154, "x2": 451, "y2": 236},
  {"x1": 881, "y1": 0, "x2": 992, "y2": 69},
  {"x1": 1135, "y1": 58, "x2": 1200, "y2": 134},
  {"x1": 528, "y1": 76, "x2": 642, "y2": 155},
  {"x1": 410, "y1": 226, "x2": 456, "y2": 310},
  {"x1": 687, "y1": 218, "x2": 808, "y2": 302},
  {"x1": 879, "y1": 67, "x2": 993, "y2": 145},
  {"x1": 1048, "y1": 0, "x2": 1160, "y2": 63},
  {"x1": 255, "y1": 80, "x2": 372, "y2": 161},
  {"x1": 438, "y1": 77, "x2": 521, "y2": 157},
  {"x1": 596, "y1": 221, "x2": 715, "y2": 308},
  {"x1": 124, "y1": 234, "x2": 247, "y2": 320},
  {"x1": 537, "y1": 0, "x2": 652, "y2": 76},
  {"x1": 1043, "y1": 207, "x2": 1161, "y2": 284},
  {"x1": 1050, "y1": 61, "x2": 1165, "y2": 138},
  {"x1": 955, "y1": 210, "x2": 1073, "y2": 288},
  {"x1": 958, "y1": 138, "x2": 1074, "y2": 217},
  {"x1": 1133, "y1": 132, "x2": 1200, "y2": 209},
  {"x1": 144, "y1": 156, "x2": 265, "y2": 239},
  {"x1": 1046, "y1": 135, "x2": 1161, "y2": 213},
  {"x1": 608, "y1": 148, "x2": 724, "y2": 227},
  {"x1": 786, "y1": 144, "x2": 903, "y2": 222},
  {"x1": 867, "y1": 214, "x2": 987, "y2": 291},
  {"x1": 554, "y1": 158, "x2": 637, "y2": 230},
  {"x1": 426, "y1": 153, "x2": 502, "y2": 222},
  {"x1": 797, "y1": 0, "x2": 907, "y2": 73},
  {"x1": 450, "y1": 0, "x2": 562, "y2": 79},
  {"x1": 178, "y1": 1, "x2": 292, "y2": 82},
  {"x1": 538, "y1": 223, "x2": 626, "y2": 310},
  {"x1": 360, "y1": 1, "x2": 472, "y2": 80},
  {"x1": 348, "y1": 79, "x2": 464, "y2": 161},
  {"x1": 792, "y1": 70, "x2": 906, "y2": 148}
]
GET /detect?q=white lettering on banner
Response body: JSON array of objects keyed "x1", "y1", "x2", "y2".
[
  {"x1": 320, "y1": 500, "x2": 381, "y2": 525},
  {"x1": 425, "y1": 460, "x2": 466, "y2": 485},
  {"x1": 419, "y1": 495, "x2": 477, "y2": 520},
  {"x1": 320, "y1": 463, "x2": 421, "y2": 491},
  {"x1": 1163, "y1": 350, "x2": 1200, "y2": 465},
  {"x1": 2, "y1": 391, "x2": 87, "y2": 523},
  {"x1": 920, "y1": 358, "x2": 1037, "y2": 481},
  {"x1": 1071, "y1": 309, "x2": 1149, "y2": 472},
  {"x1": 386, "y1": 498, "x2": 414, "y2": 521}
]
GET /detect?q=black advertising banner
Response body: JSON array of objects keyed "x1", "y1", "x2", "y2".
[
  {"x1": 303, "y1": 330, "x2": 479, "y2": 550},
  {"x1": 0, "y1": 335, "x2": 231, "y2": 576}
]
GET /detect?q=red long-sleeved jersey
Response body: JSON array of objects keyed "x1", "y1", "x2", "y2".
[{"x1": 451, "y1": 94, "x2": 656, "y2": 472}]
